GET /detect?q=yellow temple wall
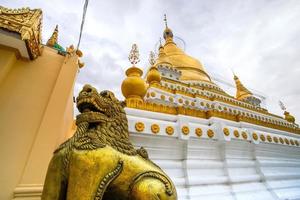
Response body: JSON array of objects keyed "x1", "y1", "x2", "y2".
[{"x1": 0, "y1": 46, "x2": 78, "y2": 200}]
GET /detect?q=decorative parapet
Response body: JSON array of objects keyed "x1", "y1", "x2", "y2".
[
  {"x1": 126, "y1": 98, "x2": 300, "y2": 134},
  {"x1": 0, "y1": 6, "x2": 42, "y2": 59}
]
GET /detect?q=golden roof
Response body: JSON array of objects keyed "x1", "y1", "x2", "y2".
[
  {"x1": 233, "y1": 74, "x2": 253, "y2": 100},
  {"x1": 0, "y1": 6, "x2": 42, "y2": 59},
  {"x1": 158, "y1": 26, "x2": 211, "y2": 82}
]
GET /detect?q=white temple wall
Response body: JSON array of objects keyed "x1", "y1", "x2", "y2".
[{"x1": 127, "y1": 108, "x2": 300, "y2": 200}]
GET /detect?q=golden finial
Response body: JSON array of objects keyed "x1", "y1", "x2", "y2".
[
  {"x1": 46, "y1": 25, "x2": 58, "y2": 47},
  {"x1": 164, "y1": 14, "x2": 168, "y2": 28},
  {"x1": 147, "y1": 51, "x2": 161, "y2": 85},
  {"x1": 128, "y1": 44, "x2": 140, "y2": 66},
  {"x1": 149, "y1": 51, "x2": 156, "y2": 66},
  {"x1": 122, "y1": 43, "x2": 147, "y2": 101}
]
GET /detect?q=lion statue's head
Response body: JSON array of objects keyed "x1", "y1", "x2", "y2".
[{"x1": 75, "y1": 84, "x2": 136, "y2": 155}]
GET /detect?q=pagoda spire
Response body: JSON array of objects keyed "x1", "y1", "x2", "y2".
[
  {"x1": 233, "y1": 74, "x2": 253, "y2": 100},
  {"x1": 163, "y1": 14, "x2": 174, "y2": 42},
  {"x1": 46, "y1": 25, "x2": 58, "y2": 47}
]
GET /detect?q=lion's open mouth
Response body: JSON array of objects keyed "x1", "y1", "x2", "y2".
[{"x1": 77, "y1": 97, "x2": 106, "y2": 114}]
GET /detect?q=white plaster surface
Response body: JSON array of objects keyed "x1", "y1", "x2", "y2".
[{"x1": 127, "y1": 107, "x2": 300, "y2": 200}]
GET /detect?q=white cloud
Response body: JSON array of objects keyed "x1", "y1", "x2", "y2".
[{"x1": 2, "y1": 0, "x2": 300, "y2": 122}]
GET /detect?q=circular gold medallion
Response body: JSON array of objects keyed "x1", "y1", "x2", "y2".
[
  {"x1": 195, "y1": 128, "x2": 202, "y2": 137},
  {"x1": 267, "y1": 135, "x2": 272, "y2": 142},
  {"x1": 285, "y1": 138, "x2": 290, "y2": 145},
  {"x1": 252, "y1": 133, "x2": 258, "y2": 141},
  {"x1": 150, "y1": 92, "x2": 156, "y2": 97},
  {"x1": 234, "y1": 130, "x2": 240, "y2": 138},
  {"x1": 207, "y1": 129, "x2": 214, "y2": 138},
  {"x1": 223, "y1": 128, "x2": 230, "y2": 136},
  {"x1": 242, "y1": 131, "x2": 248, "y2": 140},
  {"x1": 165, "y1": 126, "x2": 174, "y2": 135},
  {"x1": 151, "y1": 124, "x2": 160, "y2": 134},
  {"x1": 181, "y1": 126, "x2": 190, "y2": 135},
  {"x1": 260, "y1": 134, "x2": 266, "y2": 142},
  {"x1": 273, "y1": 137, "x2": 278, "y2": 143},
  {"x1": 135, "y1": 122, "x2": 144, "y2": 132},
  {"x1": 279, "y1": 137, "x2": 284, "y2": 144},
  {"x1": 290, "y1": 139, "x2": 294, "y2": 145}
]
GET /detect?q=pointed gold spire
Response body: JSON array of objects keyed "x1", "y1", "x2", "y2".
[
  {"x1": 46, "y1": 25, "x2": 58, "y2": 47},
  {"x1": 163, "y1": 14, "x2": 173, "y2": 42},
  {"x1": 233, "y1": 74, "x2": 253, "y2": 100},
  {"x1": 158, "y1": 38, "x2": 166, "y2": 58}
]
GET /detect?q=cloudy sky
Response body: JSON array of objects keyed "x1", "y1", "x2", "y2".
[{"x1": 2, "y1": 0, "x2": 300, "y2": 121}]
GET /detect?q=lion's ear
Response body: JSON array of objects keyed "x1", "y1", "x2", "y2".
[{"x1": 120, "y1": 101, "x2": 126, "y2": 108}]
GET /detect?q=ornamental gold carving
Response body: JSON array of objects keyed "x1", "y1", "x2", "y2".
[
  {"x1": 273, "y1": 137, "x2": 279, "y2": 143},
  {"x1": 0, "y1": 6, "x2": 42, "y2": 59},
  {"x1": 260, "y1": 134, "x2": 266, "y2": 142},
  {"x1": 295, "y1": 140, "x2": 299, "y2": 146},
  {"x1": 165, "y1": 126, "x2": 174, "y2": 135},
  {"x1": 181, "y1": 126, "x2": 189, "y2": 135},
  {"x1": 242, "y1": 131, "x2": 248, "y2": 139},
  {"x1": 234, "y1": 130, "x2": 240, "y2": 138},
  {"x1": 131, "y1": 80, "x2": 300, "y2": 134},
  {"x1": 290, "y1": 139, "x2": 295, "y2": 145},
  {"x1": 207, "y1": 129, "x2": 214, "y2": 138},
  {"x1": 151, "y1": 124, "x2": 160, "y2": 134},
  {"x1": 223, "y1": 128, "x2": 230, "y2": 136},
  {"x1": 195, "y1": 128, "x2": 202, "y2": 137},
  {"x1": 42, "y1": 85, "x2": 177, "y2": 200},
  {"x1": 135, "y1": 122, "x2": 145, "y2": 132}
]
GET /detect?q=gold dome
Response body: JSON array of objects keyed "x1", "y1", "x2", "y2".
[
  {"x1": 161, "y1": 26, "x2": 211, "y2": 82},
  {"x1": 147, "y1": 66, "x2": 161, "y2": 85}
]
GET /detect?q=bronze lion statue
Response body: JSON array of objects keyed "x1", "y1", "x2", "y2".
[{"x1": 42, "y1": 84, "x2": 177, "y2": 200}]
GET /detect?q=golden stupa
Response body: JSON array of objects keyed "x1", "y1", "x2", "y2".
[
  {"x1": 233, "y1": 74, "x2": 253, "y2": 101},
  {"x1": 158, "y1": 16, "x2": 211, "y2": 82}
]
